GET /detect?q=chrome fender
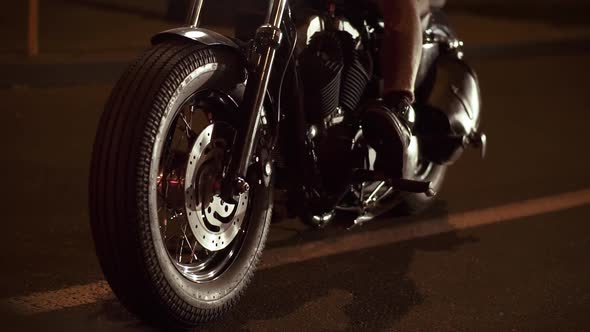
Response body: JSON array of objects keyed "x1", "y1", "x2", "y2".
[{"x1": 151, "y1": 27, "x2": 240, "y2": 50}]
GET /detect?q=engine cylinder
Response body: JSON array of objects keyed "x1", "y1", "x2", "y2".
[{"x1": 300, "y1": 31, "x2": 371, "y2": 127}]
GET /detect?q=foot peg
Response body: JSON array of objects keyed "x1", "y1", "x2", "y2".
[
  {"x1": 352, "y1": 170, "x2": 436, "y2": 197},
  {"x1": 392, "y1": 178, "x2": 437, "y2": 197}
]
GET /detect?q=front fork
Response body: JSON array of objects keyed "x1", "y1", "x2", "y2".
[{"x1": 187, "y1": 0, "x2": 288, "y2": 197}]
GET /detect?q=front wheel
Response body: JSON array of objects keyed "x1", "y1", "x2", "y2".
[{"x1": 89, "y1": 41, "x2": 273, "y2": 328}]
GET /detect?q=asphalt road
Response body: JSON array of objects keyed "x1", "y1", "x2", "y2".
[{"x1": 3, "y1": 5, "x2": 590, "y2": 332}]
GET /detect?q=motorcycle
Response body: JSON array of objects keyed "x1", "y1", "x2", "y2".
[{"x1": 89, "y1": 0, "x2": 486, "y2": 328}]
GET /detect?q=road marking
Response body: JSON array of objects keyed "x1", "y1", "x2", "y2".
[
  {"x1": 260, "y1": 188, "x2": 590, "y2": 268},
  {"x1": 4, "y1": 189, "x2": 590, "y2": 315}
]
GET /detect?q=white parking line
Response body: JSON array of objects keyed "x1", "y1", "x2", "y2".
[
  {"x1": 4, "y1": 189, "x2": 590, "y2": 315},
  {"x1": 260, "y1": 188, "x2": 590, "y2": 268}
]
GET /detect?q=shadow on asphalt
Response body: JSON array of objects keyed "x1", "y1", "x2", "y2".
[
  {"x1": 129, "y1": 211, "x2": 478, "y2": 330},
  {"x1": 4, "y1": 200, "x2": 478, "y2": 331},
  {"x1": 209, "y1": 236, "x2": 478, "y2": 331}
]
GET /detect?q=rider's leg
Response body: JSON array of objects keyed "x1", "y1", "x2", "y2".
[
  {"x1": 363, "y1": 0, "x2": 428, "y2": 178},
  {"x1": 379, "y1": 0, "x2": 425, "y2": 104}
]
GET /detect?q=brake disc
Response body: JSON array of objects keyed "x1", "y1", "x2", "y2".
[{"x1": 184, "y1": 124, "x2": 249, "y2": 251}]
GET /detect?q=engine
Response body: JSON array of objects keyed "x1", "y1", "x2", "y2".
[
  {"x1": 300, "y1": 30, "x2": 372, "y2": 128},
  {"x1": 299, "y1": 27, "x2": 373, "y2": 195}
]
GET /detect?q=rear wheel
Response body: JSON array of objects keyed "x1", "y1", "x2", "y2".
[{"x1": 89, "y1": 41, "x2": 273, "y2": 328}]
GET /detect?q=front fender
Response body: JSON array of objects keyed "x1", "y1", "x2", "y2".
[
  {"x1": 152, "y1": 26, "x2": 280, "y2": 145},
  {"x1": 151, "y1": 27, "x2": 241, "y2": 50}
]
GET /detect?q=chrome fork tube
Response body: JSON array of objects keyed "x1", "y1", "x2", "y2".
[
  {"x1": 187, "y1": 0, "x2": 204, "y2": 27},
  {"x1": 225, "y1": 0, "x2": 288, "y2": 195},
  {"x1": 266, "y1": 0, "x2": 288, "y2": 26}
]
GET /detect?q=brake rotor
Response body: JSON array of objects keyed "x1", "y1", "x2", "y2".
[{"x1": 184, "y1": 124, "x2": 249, "y2": 251}]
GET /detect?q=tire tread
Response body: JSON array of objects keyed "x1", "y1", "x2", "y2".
[{"x1": 89, "y1": 41, "x2": 269, "y2": 328}]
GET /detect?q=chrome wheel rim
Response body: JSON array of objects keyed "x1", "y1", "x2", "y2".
[{"x1": 154, "y1": 90, "x2": 248, "y2": 282}]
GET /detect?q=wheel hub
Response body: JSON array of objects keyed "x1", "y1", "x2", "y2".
[{"x1": 184, "y1": 124, "x2": 249, "y2": 251}]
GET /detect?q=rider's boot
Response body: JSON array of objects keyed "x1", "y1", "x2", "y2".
[{"x1": 361, "y1": 93, "x2": 415, "y2": 179}]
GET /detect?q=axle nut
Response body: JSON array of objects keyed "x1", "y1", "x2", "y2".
[{"x1": 235, "y1": 178, "x2": 250, "y2": 194}]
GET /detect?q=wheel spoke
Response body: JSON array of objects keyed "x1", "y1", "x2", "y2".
[
  {"x1": 180, "y1": 112, "x2": 197, "y2": 143},
  {"x1": 179, "y1": 224, "x2": 200, "y2": 263},
  {"x1": 177, "y1": 236, "x2": 184, "y2": 263},
  {"x1": 189, "y1": 241, "x2": 199, "y2": 264}
]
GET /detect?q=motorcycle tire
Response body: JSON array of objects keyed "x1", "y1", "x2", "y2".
[{"x1": 89, "y1": 41, "x2": 273, "y2": 329}]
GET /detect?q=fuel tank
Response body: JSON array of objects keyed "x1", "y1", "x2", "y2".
[{"x1": 416, "y1": 50, "x2": 482, "y2": 165}]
